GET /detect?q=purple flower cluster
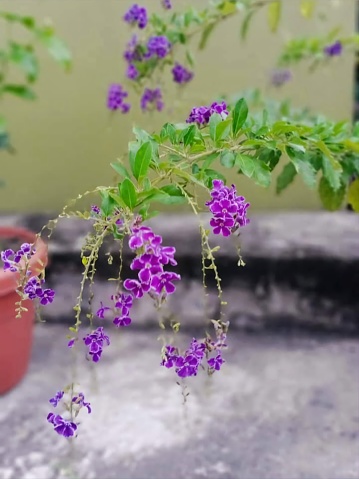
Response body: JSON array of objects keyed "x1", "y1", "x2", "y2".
[
  {"x1": 1, "y1": 243, "x2": 34, "y2": 272},
  {"x1": 161, "y1": 336, "x2": 225, "y2": 378},
  {"x1": 206, "y1": 179, "x2": 250, "y2": 237},
  {"x1": 47, "y1": 390, "x2": 91, "y2": 438},
  {"x1": 146, "y1": 35, "x2": 172, "y2": 59},
  {"x1": 324, "y1": 40, "x2": 342, "y2": 57},
  {"x1": 111, "y1": 293, "x2": 133, "y2": 327},
  {"x1": 140, "y1": 88, "x2": 164, "y2": 112},
  {"x1": 124, "y1": 34, "x2": 143, "y2": 64},
  {"x1": 186, "y1": 101, "x2": 228, "y2": 125},
  {"x1": 123, "y1": 225, "x2": 180, "y2": 299},
  {"x1": 107, "y1": 84, "x2": 131, "y2": 113},
  {"x1": 83, "y1": 326, "x2": 110, "y2": 362},
  {"x1": 162, "y1": 0, "x2": 172, "y2": 9},
  {"x1": 127, "y1": 63, "x2": 139, "y2": 80},
  {"x1": 271, "y1": 68, "x2": 292, "y2": 87},
  {"x1": 1, "y1": 243, "x2": 55, "y2": 305},
  {"x1": 172, "y1": 63, "x2": 194, "y2": 84},
  {"x1": 123, "y1": 4, "x2": 148, "y2": 29}
]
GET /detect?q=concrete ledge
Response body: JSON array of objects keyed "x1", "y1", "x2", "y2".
[{"x1": 1, "y1": 212, "x2": 359, "y2": 333}]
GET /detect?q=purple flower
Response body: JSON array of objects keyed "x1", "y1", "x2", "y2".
[
  {"x1": 324, "y1": 40, "x2": 342, "y2": 57},
  {"x1": 123, "y1": 4, "x2": 148, "y2": 29},
  {"x1": 47, "y1": 413, "x2": 77, "y2": 438},
  {"x1": 39, "y1": 288, "x2": 55, "y2": 305},
  {"x1": 271, "y1": 68, "x2": 292, "y2": 87},
  {"x1": 176, "y1": 354, "x2": 199, "y2": 378},
  {"x1": 188, "y1": 338, "x2": 206, "y2": 360},
  {"x1": 186, "y1": 101, "x2": 228, "y2": 125},
  {"x1": 123, "y1": 278, "x2": 147, "y2": 298},
  {"x1": 107, "y1": 83, "x2": 131, "y2": 113},
  {"x1": 124, "y1": 34, "x2": 143, "y2": 63},
  {"x1": 83, "y1": 327, "x2": 110, "y2": 363},
  {"x1": 131, "y1": 253, "x2": 163, "y2": 284},
  {"x1": 72, "y1": 392, "x2": 92, "y2": 414},
  {"x1": 49, "y1": 391, "x2": 64, "y2": 407},
  {"x1": 158, "y1": 246, "x2": 177, "y2": 266},
  {"x1": 146, "y1": 36, "x2": 171, "y2": 59},
  {"x1": 23, "y1": 277, "x2": 43, "y2": 300},
  {"x1": 140, "y1": 88, "x2": 164, "y2": 112},
  {"x1": 208, "y1": 353, "x2": 225, "y2": 371},
  {"x1": 172, "y1": 63, "x2": 193, "y2": 84},
  {"x1": 162, "y1": 0, "x2": 172, "y2": 9},
  {"x1": 151, "y1": 271, "x2": 181, "y2": 295},
  {"x1": 68, "y1": 338, "x2": 76, "y2": 348},
  {"x1": 113, "y1": 315, "x2": 132, "y2": 327},
  {"x1": 114, "y1": 293, "x2": 133, "y2": 315},
  {"x1": 161, "y1": 345, "x2": 178, "y2": 368},
  {"x1": 96, "y1": 301, "x2": 110, "y2": 319},
  {"x1": 206, "y1": 180, "x2": 250, "y2": 237},
  {"x1": 127, "y1": 64, "x2": 139, "y2": 80},
  {"x1": 91, "y1": 205, "x2": 100, "y2": 215},
  {"x1": 209, "y1": 216, "x2": 235, "y2": 237}
]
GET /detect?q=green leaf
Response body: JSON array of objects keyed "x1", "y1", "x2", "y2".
[
  {"x1": 133, "y1": 141, "x2": 152, "y2": 183},
  {"x1": 182, "y1": 124, "x2": 196, "y2": 147},
  {"x1": 348, "y1": 178, "x2": 359, "y2": 212},
  {"x1": 240, "y1": 10, "x2": 255, "y2": 40},
  {"x1": 232, "y1": 98, "x2": 248, "y2": 137},
  {"x1": 236, "y1": 154, "x2": 271, "y2": 187},
  {"x1": 100, "y1": 190, "x2": 116, "y2": 216},
  {"x1": 321, "y1": 155, "x2": 342, "y2": 191},
  {"x1": 119, "y1": 178, "x2": 137, "y2": 210},
  {"x1": 160, "y1": 123, "x2": 177, "y2": 144},
  {"x1": 268, "y1": 1, "x2": 281, "y2": 32},
  {"x1": 2, "y1": 84, "x2": 36, "y2": 99},
  {"x1": 220, "y1": 150, "x2": 236, "y2": 168},
  {"x1": 111, "y1": 161, "x2": 131, "y2": 179},
  {"x1": 199, "y1": 23, "x2": 216, "y2": 50},
  {"x1": 215, "y1": 118, "x2": 232, "y2": 142},
  {"x1": 133, "y1": 126, "x2": 152, "y2": 143},
  {"x1": 319, "y1": 177, "x2": 345, "y2": 211},
  {"x1": 209, "y1": 113, "x2": 222, "y2": 142},
  {"x1": 35, "y1": 29, "x2": 71, "y2": 71},
  {"x1": 259, "y1": 149, "x2": 281, "y2": 171},
  {"x1": 9, "y1": 43, "x2": 38, "y2": 82},
  {"x1": 276, "y1": 162, "x2": 297, "y2": 194},
  {"x1": 300, "y1": 0, "x2": 315, "y2": 18},
  {"x1": 291, "y1": 158, "x2": 317, "y2": 188},
  {"x1": 128, "y1": 141, "x2": 140, "y2": 175},
  {"x1": 203, "y1": 169, "x2": 226, "y2": 188}
]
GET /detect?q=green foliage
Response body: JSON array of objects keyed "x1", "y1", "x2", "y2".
[
  {"x1": 103, "y1": 97, "x2": 359, "y2": 216},
  {"x1": 348, "y1": 178, "x2": 359, "y2": 212}
]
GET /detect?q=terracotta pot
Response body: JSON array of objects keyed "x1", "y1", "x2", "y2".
[{"x1": 0, "y1": 227, "x2": 48, "y2": 395}]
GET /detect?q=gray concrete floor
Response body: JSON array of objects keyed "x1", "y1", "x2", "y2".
[{"x1": 0, "y1": 324, "x2": 358, "y2": 479}]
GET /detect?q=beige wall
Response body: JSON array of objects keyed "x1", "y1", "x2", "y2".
[{"x1": 0, "y1": 0, "x2": 356, "y2": 213}]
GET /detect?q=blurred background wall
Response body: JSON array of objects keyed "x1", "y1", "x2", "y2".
[{"x1": 0, "y1": 0, "x2": 356, "y2": 213}]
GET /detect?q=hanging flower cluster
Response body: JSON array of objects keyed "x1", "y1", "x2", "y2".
[
  {"x1": 47, "y1": 390, "x2": 91, "y2": 438},
  {"x1": 107, "y1": 1, "x2": 194, "y2": 114},
  {"x1": 1, "y1": 243, "x2": 55, "y2": 305},
  {"x1": 206, "y1": 180, "x2": 250, "y2": 237}
]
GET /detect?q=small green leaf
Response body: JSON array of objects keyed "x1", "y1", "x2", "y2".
[
  {"x1": 2, "y1": 84, "x2": 36, "y2": 99},
  {"x1": 119, "y1": 178, "x2": 137, "y2": 210},
  {"x1": 232, "y1": 98, "x2": 248, "y2": 137},
  {"x1": 240, "y1": 10, "x2": 255, "y2": 40},
  {"x1": 111, "y1": 161, "x2": 131, "y2": 179},
  {"x1": 204, "y1": 169, "x2": 226, "y2": 189},
  {"x1": 300, "y1": 0, "x2": 315, "y2": 18},
  {"x1": 290, "y1": 158, "x2": 317, "y2": 188},
  {"x1": 236, "y1": 154, "x2": 271, "y2": 187},
  {"x1": 182, "y1": 124, "x2": 196, "y2": 147},
  {"x1": 209, "y1": 113, "x2": 222, "y2": 142},
  {"x1": 268, "y1": 1, "x2": 281, "y2": 32},
  {"x1": 9, "y1": 43, "x2": 38, "y2": 82},
  {"x1": 215, "y1": 118, "x2": 232, "y2": 142},
  {"x1": 35, "y1": 29, "x2": 71, "y2": 71},
  {"x1": 319, "y1": 177, "x2": 346, "y2": 211},
  {"x1": 100, "y1": 190, "x2": 116, "y2": 216},
  {"x1": 321, "y1": 155, "x2": 342, "y2": 191},
  {"x1": 348, "y1": 178, "x2": 359, "y2": 212},
  {"x1": 276, "y1": 162, "x2": 297, "y2": 194},
  {"x1": 199, "y1": 23, "x2": 216, "y2": 50},
  {"x1": 133, "y1": 141, "x2": 152, "y2": 183},
  {"x1": 220, "y1": 150, "x2": 236, "y2": 168}
]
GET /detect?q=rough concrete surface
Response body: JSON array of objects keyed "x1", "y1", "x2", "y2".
[{"x1": 0, "y1": 324, "x2": 358, "y2": 479}]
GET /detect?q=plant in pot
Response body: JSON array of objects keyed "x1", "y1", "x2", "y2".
[
  {"x1": 2, "y1": 0, "x2": 359, "y2": 437},
  {"x1": 0, "y1": 11, "x2": 71, "y2": 394}
]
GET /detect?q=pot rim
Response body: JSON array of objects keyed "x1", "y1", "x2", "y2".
[{"x1": 0, "y1": 226, "x2": 48, "y2": 298}]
